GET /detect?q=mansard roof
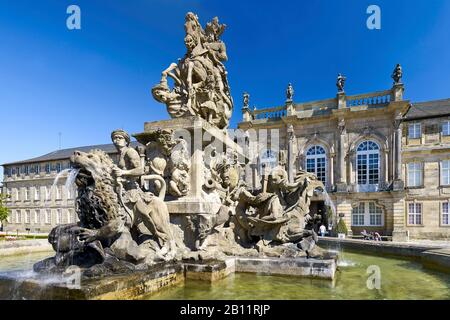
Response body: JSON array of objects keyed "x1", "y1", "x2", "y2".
[
  {"x1": 404, "y1": 98, "x2": 450, "y2": 121},
  {"x1": 2, "y1": 142, "x2": 139, "y2": 166}
]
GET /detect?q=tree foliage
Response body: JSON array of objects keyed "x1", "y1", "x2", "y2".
[
  {"x1": 336, "y1": 218, "x2": 348, "y2": 235},
  {"x1": 0, "y1": 193, "x2": 10, "y2": 224}
]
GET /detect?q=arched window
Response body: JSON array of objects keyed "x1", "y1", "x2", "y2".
[
  {"x1": 259, "y1": 149, "x2": 278, "y2": 174},
  {"x1": 356, "y1": 141, "x2": 380, "y2": 191},
  {"x1": 306, "y1": 145, "x2": 327, "y2": 184}
]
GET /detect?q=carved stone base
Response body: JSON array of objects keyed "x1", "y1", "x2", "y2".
[
  {"x1": 167, "y1": 198, "x2": 222, "y2": 250},
  {"x1": 392, "y1": 180, "x2": 404, "y2": 191},
  {"x1": 335, "y1": 182, "x2": 348, "y2": 193}
]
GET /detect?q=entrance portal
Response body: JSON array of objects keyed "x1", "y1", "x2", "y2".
[{"x1": 309, "y1": 200, "x2": 328, "y2": 234}]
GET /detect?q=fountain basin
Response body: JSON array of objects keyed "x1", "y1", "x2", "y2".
[{"x1": 0, "y1": 255, "x2": 337, "y2": 300}]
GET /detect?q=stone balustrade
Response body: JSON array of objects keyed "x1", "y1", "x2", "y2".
[
  {"x1": 346, "y1": 90, "x2": 392, "y2": 107},
  {"x1": 244, "y1": 89, "x2": 398, "y2": 121},
  {"x1": 252, "y1": 106, "x2": 286, "y2": 120}
]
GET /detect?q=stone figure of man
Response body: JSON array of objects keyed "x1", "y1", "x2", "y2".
[{"x1": 111, "y1": 129, "x2": 144, "y2": 189}]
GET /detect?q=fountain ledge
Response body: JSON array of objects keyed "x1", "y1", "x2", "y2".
[{"x1": 0, "y1": 256, "x2": 337, "y2": 300}]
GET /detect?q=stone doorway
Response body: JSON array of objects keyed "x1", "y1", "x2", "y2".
[{"x1": 309, "y1": 200, "x2": 328, "y2": 234}]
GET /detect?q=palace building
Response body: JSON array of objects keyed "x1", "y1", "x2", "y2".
[
  {"x1": 1, "y1": 74, "x2": 450, "y2": 241},
  {"x1": 238, "y1": 76, "x2": 450, "y2": 241},
  {"x1": 0, "y1": 144, "x2": 124, "y2": 233}
]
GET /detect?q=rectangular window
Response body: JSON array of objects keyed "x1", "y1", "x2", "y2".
[
  {"x1": 16, "y1": 210, "x2": 21, "y2": 224},
  {"x1": 44, "y1": 186, "x2": 50, "y2": 201},
  {"x1": 16, "y1": 167, "x2": 20, "y2": 176},
  {"x1": 441, "y1": 160, "x2": 450, "y2": 186},
  {"x1": 407, "y1": 162, "x2": 423, "y2": 187},
  {"x1": 56, "y1": 185, "x2": 62, "y2": 200},
  {"x1": 352, "y1": 202, "x2": 384, "y2": 226},
  {"x1": 369, "y1": 202, "x2": 383, "y2": 226},
  {"x1": 408, "y1": 203, "x2": 422, "y2": 225},
  {"x1": 352, "y1": 203, "x2": 365, "y2": 226},
  {"x1": 408, "y1": 123, "x2": 421, "y2": 139},
  {"x1": 442, "y1": 203, "x2": 449, "y2": 226},
  {"x1": 56, "y1": 209, "x2": 61, "y2": 224},
  {"x1": 34, "y1": 210, "x2": 40, "y2": 224},
  {"x1": 66, "y1": 210, "x2": 71, "y2": 224},
  {"x1": 24, "y1": 166, "x2": 30, "y2": 175},
  {"x1": 67, "y1": 186, "x2": 73, "y2": 199},
  {"x1": 25, "y1": 210, "x2": 31, "y2": 224},
  {"x1": 45, "y1": 164, "x2": 51, "y2": 174},
  {"x1": 34, "y1": 186, "x2": 40, "y2": 201},
  {"x1": 45, "y1": 210, "x2": 51, "y2": 224},
  {"x1": 357, "y1": 154, "x2": 367, "y2": 185},
  {"x1": 368, "y1": 153, "x2": 379, "y2": 184},
  {"x1": 442, "y1": 121, "x2": 450, "y2": 136},
  {"x1": 25, "y1": 187, "x2": 30, "y2": 201},
  {"x1": 56, "y1": 163, "x2": 62, "y2": 173},
  {"x1": 12, "y1": 188, "x2": 17, "y2": 202},
  {"x1": 35, "y1": 164, "x2": 40, "y2": 174}
]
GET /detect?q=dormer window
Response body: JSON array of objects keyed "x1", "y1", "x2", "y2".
[
  {"x1": 408, "y1": 123, "x2": 421, "y2": 139},
  {"x1": 442, "y1": 120, "x2": 450, "y2": 136}
]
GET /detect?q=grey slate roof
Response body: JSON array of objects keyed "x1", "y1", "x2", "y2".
[
  {"x1": 2, "y1": 142, "x2": 140, "y2": 166},
  {"x1": 404, "y1": 98, "x2": 450, "y2": 121}
]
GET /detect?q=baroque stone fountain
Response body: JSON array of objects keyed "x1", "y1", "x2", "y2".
[{"x1": 0, "y1": 13, "x2": 337, "y2": 300}]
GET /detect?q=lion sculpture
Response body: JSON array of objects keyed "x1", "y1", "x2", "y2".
[{"x1": 34, "y1": 149, "x2": 181, "y2": 275}]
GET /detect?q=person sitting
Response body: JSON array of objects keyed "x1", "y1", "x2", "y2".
[
  {"x1": 374, "y1": 232, "x2": 382, "y2": 241},
  {"x1": 361, "y1": 229, "x2": 373, "y2": 240}
]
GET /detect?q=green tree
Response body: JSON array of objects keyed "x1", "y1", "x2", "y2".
[
  {"x1": 0, "y1": 193, "x2": 10, "y2": 227},
  {"x1": 336, "y1": 218, "x2": 348, "y2": 235}
]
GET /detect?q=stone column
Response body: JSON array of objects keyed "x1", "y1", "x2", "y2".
[
  {"x1": 329, "y1": 150, "x2": 335, "y2": 191},
  {"x1": 384, "y1": 149, "x2": 389, "y2": 187},
  {"x1": 298, "y1": 154, "x2": 305, "y2": 171},
  {"x1": 189, "y1": 118, "x2": 205, "y2": 198},
  {"x1": 251, "y1": 163, "x2": 259, "y2": 191},
  {"x1": 336, "y1": 119, "x2": 347, "y2": 192},
  {"x1": 393, "y1": 116, "x2": 404, "y2": 190},
  {"x1": 348, "y1": 151, "x2": 354, "y2": 185},
  {"x1": 287, "y1": 124, "x2": 295, "y2": 182},
  {"x1": 392, "y1": 196, "x2": 408, "y2": 241}
]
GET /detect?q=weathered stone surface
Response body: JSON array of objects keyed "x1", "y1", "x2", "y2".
[
  {"x1": 0, "y1": 263, "x2": 184, "y2": 300},
  {"x1": 235, "y1": 256, "x2": 336, "y2": 279}
]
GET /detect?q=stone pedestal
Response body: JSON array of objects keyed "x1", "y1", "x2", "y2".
[
  {"x1": 242, "y1": 107, "x2": 252, "y2": 122},
  {"x1": 135, "y1": 117, "x2": 248, "y2": 250},
  {"x1": 337, "y1": 92, "x2": 346, "y2": 109},
  {"x1": 392, "y1": 179, "x2": 404, "y2": 191},
  {"x1": 392, "y1": 83, "x2": 404, "y2": 101},
  {"x1": 335, "y1": 182, "x2": 348, "y2": 193},
  {"x1": 286, "y1": 101, "x2": 295, "y2": 116}
]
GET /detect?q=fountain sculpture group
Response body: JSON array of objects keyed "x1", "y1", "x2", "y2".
[{"x1": 29, "y1": 13, "x2": 335, "y2": 294}]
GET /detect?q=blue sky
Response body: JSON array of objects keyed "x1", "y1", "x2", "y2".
[{"x1": 1, "y1": 0, "x2": 450, "y2": 180}]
